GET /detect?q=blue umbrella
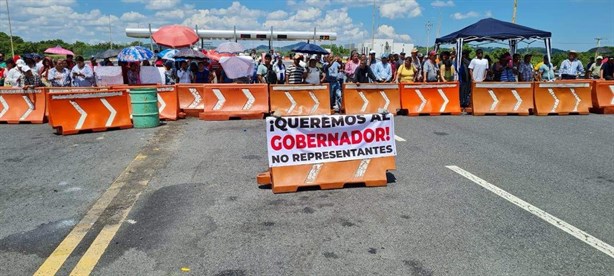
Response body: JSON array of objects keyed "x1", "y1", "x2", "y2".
[
  {"x1": 117, "y1": 46, "x2": 154, "y2": 62},
  {"x1": 158, "y1": 49, "x2": 179, "y2": 60},
  {"x1": 292, "y1": 43, "x2": 329, "y2": 55}
]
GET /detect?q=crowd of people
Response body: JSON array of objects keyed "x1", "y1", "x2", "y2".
[{"x1": 2, "y1": 47, "x2": 613, "y2": 112}]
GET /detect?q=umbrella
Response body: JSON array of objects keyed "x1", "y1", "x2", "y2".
[
  {"x1": 292, "y1": 43, "x2": 328, "y2": 55},
  {"x1": 205, "y1": 50, "x2": 233, "y2": 61},
  {"x1": 158, "y1": 49, "x2": 179, "y2": 60},
  {"x1": 44, "y1": 45, "x2": 75, "y2": 56},
  {"x1": 95, "y1": 49, "x2": 121, "y2": 59},
  {"x1": 117, "y1": 46, "x2": 154, "y2": 62},
  {"x1": 219, "y1": 56, "x2": 254, "y2": 79},
  {"x1": 174, "y1": 48, "x2": 207, "y2": 59},
  {"x1": 152, "y1": 25, "x2": 199, "y2": 48},
  {"x1": 216, "y1": 42, "x2": 245, "y2": 54}
]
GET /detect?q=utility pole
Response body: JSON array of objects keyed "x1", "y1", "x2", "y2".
[
  {"x1": 5, "y1": 0, "x2": 15, "y2": 57},
  {"x1": 108, "y1": 15, "x2": 113, "y2": 49},
  {"x1": 371, "y1": 0, "x2": 375, "y2": 51},
  {"x1": 425, "y1": 21, "x2": 433, "y2": 53},
  {"x1": 512, "y1": 0, "x2": 518, "y2": 23}
]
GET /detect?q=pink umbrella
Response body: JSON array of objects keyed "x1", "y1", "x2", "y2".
[{"x1": 44, "y1": 45, "x2": 75, "y2": 56}]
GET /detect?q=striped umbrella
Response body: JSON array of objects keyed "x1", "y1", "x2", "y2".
[{"x1": 117, "y1": 46, "x2": 154, "y2": 62}]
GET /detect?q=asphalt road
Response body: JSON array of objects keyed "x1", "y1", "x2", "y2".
[{"x1": 0, "y1": 115, "x2": 613, "y2": 275}]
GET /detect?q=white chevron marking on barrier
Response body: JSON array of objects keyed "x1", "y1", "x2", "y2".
[
  {"x1": 100, "y1": 99, "x2": 116, "y2": 127},
  {"x1": 511, "y1": 89, "x2": 522, "y2": 111},
  {"x1": 309, "y1": 91, "x2": 320, "y2": 114},
  {"x1": 69, "y1": 101, "x2": 87, "y2": 130},
  {"x1": 488, "y1": 89, "x2": 499, "y2": 111},
  {"x1": 212, "y1": 89, "x2": 226, "y2": 110},
  {"x1": 437, "y1": 89, "x2": 449, "y2": 113},
  {"x1": 188, "y1": 88, "x2": 202, "y2": 108},
  {"x1": 359, "y1": 92, "x2": 369, "y2": 112},
  {"x1": 284, "y1": 92, "x2": 296, "y2": 113},
  {"x1": 354, "y1": 159, "x2": 371, "y2": 177},
  {"x1": 610, "y1": 85, "x2": 614, "y2": 105},
  {"x1": 158, "y1": 95, "x2": 166, "y2": 113},
  {"x1": 570, "y1": 88, "x2": 581, "y2": 112},
  {"x1": 0, "y1": 96, "x2": 8, "y2": 118},
  {"x1": 305, "y1": 163, "x2": 323, "y2": 184},
  {"x1": 548, "y1": 89, "x2": 560, "y2": 113},
  {"x1": 19, "y1": 96, "x2": 35, "y2": 121},
  {"x1": 241, "y1": 89, "x2": 255, "y2": 110},
  {"x1": 414, "y1": 89, "x2": 427, "y2": 112},
  {"x1": 379, "y1": 91, "x2": 390, "y2": 110}
]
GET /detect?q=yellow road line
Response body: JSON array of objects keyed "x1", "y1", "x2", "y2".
[
  {"x1": 70, "y1": 180, "x2": 149, "y2": 276},
  {"x1": 33, "y1": 154, "x2": 146, "y2": 276}
]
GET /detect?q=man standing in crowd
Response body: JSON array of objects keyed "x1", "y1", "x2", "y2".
[
  {"x1": 600, "y1": 56, "x2": 614, "y2": 80},
  {"x1": 368, "y1": 50, "x2": 378, "y2": 72},
  {"x1": 559, "y1": 50, "x2": 584, "y2": 79},
  {"x1": 257, "y1": 54, "x2": 273, "y2": 84},
  {"x1": 588, "y1": 56, "x2": 603, "y2": 79},
  {"x1": 422, "y1": 51, "x2": 439, "y2": 82},
  {"x1": 352, "y1": 58, "x2": 380, "y2": 83},
  {"x1": 286, "y1": 54, "x2": 307, "y2": 84},
  {"x1": 305, "y1": 55, "x2": 324, "y2": 85},
  {"x1": 458, "y1": 49, "x2": 472, "y2": 110},
  {"x1": 344, "y1": 52, "x2": 360, "y2": 81},
  {"x1": 411, "y1": 48, "x2": 422, "y2": 82},
  {"x1": 469, "y1": 49, "x2": 489, "y2": 82},
  {"x1": 537, "y1": 56, "x2": 555, "y2": 82},
  {"x1": 176, "y1": 61, "x2": 192, "y2": 83},
  {"x1": 374, "y1": 54, "x2": 393, "y2": 82},
  {"x1": 326, "y1": 55, "x2": 341, "y2": 110},
  {"x1": 19, "y1": 66, "x2": 44, "y2": 89},
  {"x1": 518, "y1": 54, "x2": 534, "y2": 82}
]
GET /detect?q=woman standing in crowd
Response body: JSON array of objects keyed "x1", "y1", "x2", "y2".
[
  {"x1": 71, "y1": 56, "x2": 94, "y2": 87},
  {"x1": 39, "y1": 57, "x2": 53, "y2": 86},
  {"x1": 127, "y1": 62, "x2": 141, "y2": 85},
  {"x1": 48, "y1": 59, "x2": 71, "y2": 87},
  {"x1": 395, "y1": 56, "x2": 417, "y2": 83},
  {"x1": 438, "y1": 51, "x2": 456, "y2": 82}
]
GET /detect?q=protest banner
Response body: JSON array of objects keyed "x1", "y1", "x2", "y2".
[{"x1": 266, "y1": 114, "x2": 396, "y2": 167}]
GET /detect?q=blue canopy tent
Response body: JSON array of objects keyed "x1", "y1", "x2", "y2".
[{"x1": 435, "y1": 18, "x2": 552, "y2": 72}]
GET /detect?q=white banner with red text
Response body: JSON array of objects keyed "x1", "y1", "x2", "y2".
[{"x1": 266, "y1": 114, "x2": 397, "y2": 167}]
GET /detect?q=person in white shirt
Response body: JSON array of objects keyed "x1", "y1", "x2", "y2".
[
  {"x1": 305, "y1": 55, "x2": 324, "y2": 85},
  {"x1": 3, "y1": 59, "x2": 20, "y2": 87},
  {"x1": 468, "y1": 49, "x2": 489, "y2": 82},
  {"x1": 48, "y1": 59, "x2": 71, "y2": 87},
  {"x1": 176, "y1": 61, "x2": 192, "y2": 83},
  {"x1": 70, "y1": 56, "x2": 94, "y2": 87}
]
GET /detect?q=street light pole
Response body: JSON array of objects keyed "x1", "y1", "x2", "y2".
[
  {"x1": 425, "y1": 21, "x2": 433, "y2": 53},
  {"x1": 5, "y1": 0, "x2": 15, "y2": 57}
]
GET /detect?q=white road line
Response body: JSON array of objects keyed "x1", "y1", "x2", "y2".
[
  {"x1": 446, "y1": 165, "x2": 614, "y2": 259},
  {"x1": 394, "y1": 135, "x2": 406, "y2": 142}
]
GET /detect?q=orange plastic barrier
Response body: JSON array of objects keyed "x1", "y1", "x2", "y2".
[
  {"x1": 257, "y1": 157, "x2": 396, "y2": 194},
  {"x1": 269, "y1": 84, "x2": 331, "y2": 116},
  {"x1": 46, "y1": 87, "x2": 110, "y2": 120},
  {"x1": 400, "y1": 82, "x2": 461, "y2": 115},
  {"x1": 0, "y1": 87, "x2": 45, "y2": 123},
  {"x1": 472, "y1": 82, "x2": 534, "y2": 115},
  {"x1": 534, "y1": 81, "x2": 592, "y2": 115},
  {"x1": 342, "y1": 83, "x2": 400, "y2": 114},
  {"x1": 177, "y1": 84, "x2": 205, "y2": 117},
  {"x1": 47, "y1": 90, "x2": 132, "y2": 135},
  {"x1": 199, "y1": 83, "x2": 268, "y2": 120},
  {"x1": 112, "y1": 85, "x2": 180, "y2": 120},
  {"x1": 591, "y1": 80, "x2": 614, "y2": 114}
]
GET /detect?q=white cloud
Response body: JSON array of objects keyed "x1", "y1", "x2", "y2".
[
  {"x1": 267, "y1": 10, "x2": 289, "y2": 20},
  {"x1": 296, "y1": 8, "x2": 322, "y2": 21},
  {"x1": 431, "y1": 0, "x2": 454, "y2": 7},
  {"x1": 183, "y1": 2, "x2": 265, "y2": 30},
  {"x1": 485, "y1": 11, "x2": 493, "y2": 17},
  {"x1": 380, "y1": 0, "x2": 422, "y2": 19},
  {"x1": 121, "y1": 0, "x2": 181, "y2": 10},
  {"x1": 451, "y1": 11, "x2": 479, "y2": 20},
  {"x1": 377, "y1": 25, "x2": 411, "y2": 42},
  {"x1": 120, "y1": 12, "x2": 147, "y2": 22}
]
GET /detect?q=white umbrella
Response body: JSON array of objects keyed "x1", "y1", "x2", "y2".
[
  {"x1": 220, "y1": 56, "x2": 254, "y2": 79},
  {"x1": 216, "y1": 42, "x2": 245, "y2": 54}
]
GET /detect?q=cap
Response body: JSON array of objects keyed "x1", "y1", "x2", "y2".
[
  {"x1": 309, "y1": 54, "x2": 318, "y2": 60},
  {"x1": 16, "y1": 59, "x2": 26, "y2": 68},
  {"x1": 596, "y1": 55, "x2": 603, "y2": 60},
  {"x1": 369, "y1": 50, "x2": 376, "y2": 54},
  {"x1": 569, "y1": 50, "x2": 578, "y2": 54},
  {"x1": 428, "y1": 50, "x2": 437, "y2": 56},
  {"x1": 411, "y1": 48, "x2": 419, "y2": 53},
  {"x1": 381, "y1": 53, "x2": 389, "y2": 59},
  {"x1": 21, "y1": 66, "x2": 32, "y2": 72}
]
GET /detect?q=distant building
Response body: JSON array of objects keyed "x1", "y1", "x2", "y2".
[{"x1": 347, "y1": 39, "x2": 414, "y2": 57}]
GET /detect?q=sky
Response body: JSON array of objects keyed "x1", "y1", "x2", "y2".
[{"x1": 1, "y1": 0, "x2": 613, "y2": 51}]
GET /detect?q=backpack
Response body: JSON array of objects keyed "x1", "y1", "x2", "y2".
[{"x1": 265, "y1": 65, "x2": 277, "y2": 84}]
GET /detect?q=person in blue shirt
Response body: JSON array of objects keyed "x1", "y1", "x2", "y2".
[
  {"x1": 374, "y1": 54, "x2": 393, "y2": 82},
  {"x1": 559, "y1": 50, "x2": 584, "y2": 79},
  {"x1": 325, "y1": 55, "x2": 341, "y2": 109}
]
